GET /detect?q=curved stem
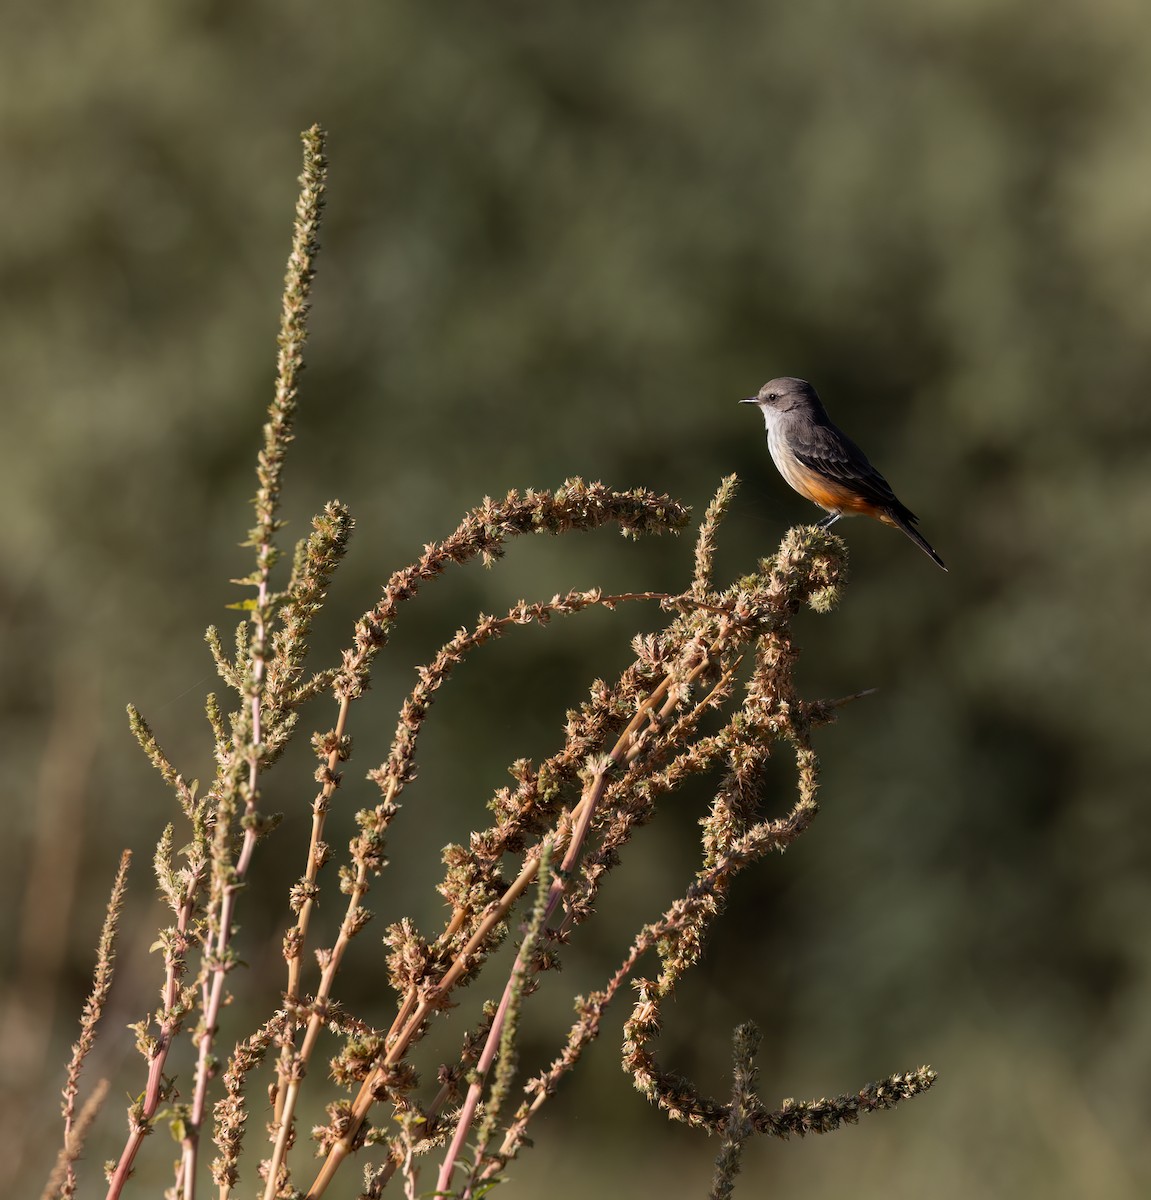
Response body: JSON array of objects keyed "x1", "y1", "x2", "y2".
[
  {"x1": 305, "y1": 650, "x2": 713, "y2": 1197},
  {"x1": 267, "y1": 590, "x2": 717, "y2": 1195}
]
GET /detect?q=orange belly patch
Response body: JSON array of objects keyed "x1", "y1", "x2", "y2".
[{"x1": 785, "y1": 460, "x2": 881, "y2": 517}]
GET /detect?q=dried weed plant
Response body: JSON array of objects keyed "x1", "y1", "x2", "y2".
[{"x1": 48, "y1": 126, "x2": 935, "y2": 1200}]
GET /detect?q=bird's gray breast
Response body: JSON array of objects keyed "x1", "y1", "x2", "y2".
[{"x1": 766, "y1": 421, "x2": 806, "y2": 491}]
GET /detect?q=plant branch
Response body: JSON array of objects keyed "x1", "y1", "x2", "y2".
[
  {"x1": 42, "y1": 1080, "x2": 110, "y2": 1200},
  {"x1": 56, "y1": 852, "x2": 130, "y2": 1198}
]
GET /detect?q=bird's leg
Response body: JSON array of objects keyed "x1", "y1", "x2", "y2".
[{"x1": 816, "y1": 512, "x2": 842, "y2": 530}]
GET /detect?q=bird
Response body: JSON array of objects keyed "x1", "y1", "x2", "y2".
[{"x1": 740, "y1": 376, "x2": 946, "y2": 570}]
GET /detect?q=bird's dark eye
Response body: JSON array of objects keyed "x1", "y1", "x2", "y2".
[{"x1": 767, "y1": 392, "x2": 778, "y2": 402}]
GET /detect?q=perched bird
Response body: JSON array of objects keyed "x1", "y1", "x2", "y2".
[{"x1": 740, "y1": 376, "x2": 946, "y2": 570}]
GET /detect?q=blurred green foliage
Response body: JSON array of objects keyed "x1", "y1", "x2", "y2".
[{"x1": 3, "y1": 2, "x2": 1151, "y2": 1196}]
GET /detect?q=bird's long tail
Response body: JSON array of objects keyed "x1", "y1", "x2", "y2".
[{"x1": 884, "y1": 510, "x2": 947, "y2": 571}]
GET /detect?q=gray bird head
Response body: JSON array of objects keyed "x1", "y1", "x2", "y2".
[{"x1": 739, "y1": 377, "x2": 822, "y2": 416}]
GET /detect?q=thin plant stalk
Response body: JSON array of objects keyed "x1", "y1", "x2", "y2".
[
  {"x1": 53, "y1": 852, "x2": 130, "y2": 1199},
  {"x1": 175, "y1": 123, "x2": 326, "y2": 1200},
  {"x1": 105, "y1": 859, "x2": 202, "y2": 1200},
  {"x1": 272, "y1": 691, "x2": 352, "y2": 1130}
]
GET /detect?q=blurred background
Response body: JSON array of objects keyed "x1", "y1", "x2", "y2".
[{"x1": 3, "y1": 2, "x2": 1151, "y2": 1196}]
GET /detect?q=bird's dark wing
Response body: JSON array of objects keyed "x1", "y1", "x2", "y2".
[{"x1": 789, "y1": 420, "x2": 915, "y2": 519}]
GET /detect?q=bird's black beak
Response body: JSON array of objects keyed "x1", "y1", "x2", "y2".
[{"x1": 738, "y1": 396, "x2": 758, "y2": 405}]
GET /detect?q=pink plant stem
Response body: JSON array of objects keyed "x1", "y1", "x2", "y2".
[
  {"x1": 435, "y1": 812, "x2": 591, "y2": 1198},
  {"x1": 105, "y1": 884, "x2": 200, "y2": 1200},
  {"x1": 180, "y1": 569, "x2": 269, "y2": 1200},
  {"x1": 436, "y1": 651, "x2": 708, "y2": 1196}
]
